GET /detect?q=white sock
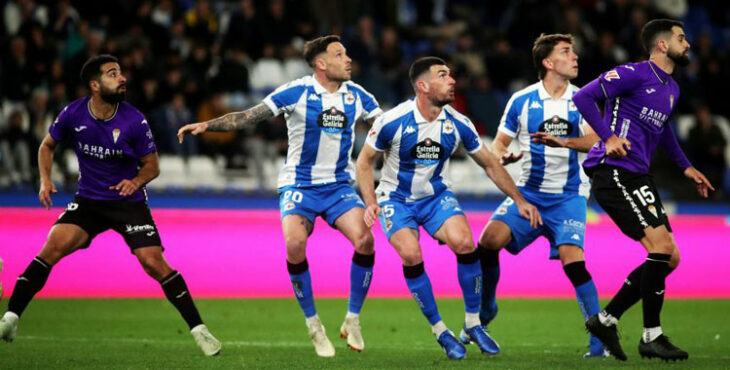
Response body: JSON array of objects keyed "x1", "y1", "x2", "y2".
[
  {"x1": 345, "y1": 312, "x2": 359, "y2": 320},
  {"x1": 431, "y1": 320, "x2": 448, "y2": 337},
  {"x1": 305, "y1": 314, "x2": 321, "y2": 327},
  {"x1": 642, "y1": 326, "x2": 663, "y2": 343},
  {"x1": 2, "y1": 311, "x2": 18, "y2": 325},
  {"x1": 465, "y1": 312, "x2": 480, "y2": 329},
  {"x1": 598, "y1": 310, "x2": 618, "y2": 326}
]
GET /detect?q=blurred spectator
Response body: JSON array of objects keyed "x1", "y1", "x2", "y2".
[
  {"x1": 0, "y1": 110, "x2": 34, "y2": 187},
  {"x1": 2, "y1": 37, "x2": 33, "y2": 104},
  {"x1": 249, "y1": 44, "x2": 286, "y2": 95},
  {"x1": 465, "y1": 75, "x2": 505, "y2": 135},
  {"x1": 163, "y1": 93, "x2": 197, "y2": 159},
  {"x1": 687, "y1": 105, "x2": 728, "y2": 199},
  {"x1": 184, "y1": 0, "x2": 217, "y2": 44}
]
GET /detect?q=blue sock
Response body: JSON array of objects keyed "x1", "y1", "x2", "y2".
[
  {"x1": 403, "y1": 263, "x2": 441, "y2": 325},
  {"x1": 348, "y1": 252, "x2": 374, "y2": 314},
  {"x1": 478, "y1": 245, "x2": 499, "y2": 326},
  {"x1": 457, "y1": 251, "x2": 481, "y2": 314},
  {"x1": 288, "y1": 260, "x2": 316, "y2": 318},
  {"x1": 576, "y1": 279, "x2": 604, "y2": 352}
]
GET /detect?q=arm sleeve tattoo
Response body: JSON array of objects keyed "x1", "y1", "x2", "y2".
[{"x1": 206, "y1": 103, "x2": 275, "y2": 131}]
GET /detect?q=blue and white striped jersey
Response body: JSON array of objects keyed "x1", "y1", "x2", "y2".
[
  {"x1": 366, "y1": 99, "x2": 482, "y2": 202},
  {"x1": 498, "y1": 81, "x2": 590, "y2": 197},
  {"x1": 264, "y1": 75, "x2": 381, "y2": 188}
]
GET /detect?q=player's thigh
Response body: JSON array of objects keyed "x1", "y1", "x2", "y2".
[
  {"x1": 419, "y1": 191, "x2": 465, "y2": 243},
  {"x1": 388, "y1": 227, "x2": 423, "y2": 265},
  {"x1": 38, "y1": 223, "x2": 90, "y2": 265},
  {"x1": 432, "y1": 214, "x2": 475, "y2": 254},
  {"x1": 333, "y1": 207, "x2": 374, "y2": 253},
  {"x1": 379, "y1": 200, "x2": 418, "y2": 241},
  {"x1": 133, "y1": 246, "x2": 172, "y2": 280},
  {"x1": 487, "y1": 196, "x2": 542, "y2": 255},
  {"x1": 322, "y1": 183, "x2": 366, "y2": 228}
]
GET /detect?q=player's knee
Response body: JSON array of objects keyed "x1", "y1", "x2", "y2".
[
  {"x1": 450, "y1": 235, "x2": 475, "y2": 254},
  {"x1": 479, "y1": 232, "x2": 505, "y2": 251},
  {"x1": 285, "y1": 235, "x2": 307, "y2": 253},
  {"x1": 353, "y1": 230, "x2": 374, "y2": 255},
  {"x1": 648, "y1": 233, "x2": 675, "y2": 254},
  {"x1": 399, "y1": 249, "x2": 423, "y2": 266},
  {"x1": 38, "y1": 241, "x2": 66, "y2": 266},
  {"x1": 137, "y1": 253, "x2": 168, "y2": 280}
]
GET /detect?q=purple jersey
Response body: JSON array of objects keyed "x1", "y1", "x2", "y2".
[
  {"x1": 576, "y1": 61, "x2": 689, "y2": 174},
  {"x1": 49, "y1": 96, "x2": 157, "y2": 201}
]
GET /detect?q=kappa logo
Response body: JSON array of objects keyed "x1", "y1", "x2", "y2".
[
  {"x1": 74, "y1": 125, "x2": 88, "y2": 132},
  {"x1": 308, "y1": 94, "x2": 320, "y2": 101},
  {"x1": 403, "y1": 125, "x2": 416, "y2": 134},
  {"x1": 604, "y1": 70, "x2": 620, "y2": 81},
  {"x1": 571, "y1": 233, "x2": 581, "y2": 241},
  {"x1": 645, "y1": 88, "x2": 656, "y2": 94},
  {"x1": 529, "y1": 101, "x2": 542, "y2": 109}
]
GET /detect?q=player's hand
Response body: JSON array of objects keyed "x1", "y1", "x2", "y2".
[
  {"x1": 38, "y1": 180, "x2": 58, "y2": 210},
  {"x1": 177, "y1": 122, "x2": 209, "y2": 143},
  {"x1": 683, "y1": 166, "x2": 715, "y2": 198},
  {"x1": 516, "y1": 199, "x2": 542, "y2": 228},
  {"x1": 530, "y1": 132, "x2": 566, "y2": 148},
  {"x1": 500, "y1": 152, "x2": 523, "y2": 166},
  {"x1": 605, "y1": 136, "x2": 631, "y2": 158},
  {"x1": 363, "y1": 204, "x2": 381, "y2": 228},
  {"x1": 109, "y1": 179, "x2": 140, "y2": 197}
]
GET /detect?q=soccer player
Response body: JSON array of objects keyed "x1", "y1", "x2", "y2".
[
  {"x1": 573, "y1": 19, "x2": 713, "y2": 361},
  {"x1": 356, "y1": 57, "x2": 541, "y2": 359},
  {"x1": 0, "y1": 55, "x2": 221, "y2": 356},
  {"x1": 177, "y1": 35, "x2": 381, "y2": 357},
  {"x1": 472, "y1": 34, "x2": 607, "y2": 358}
]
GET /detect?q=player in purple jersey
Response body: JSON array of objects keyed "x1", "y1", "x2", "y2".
[
  {"x1": 0, "y1": 55, "x2": 221, "y2": 356},
  {"x1": 573, "y1": 19, "x2": 714, "y2": 361},
  {"x1": 178, "y1": 35, "x2": 380, "y2": 357}
]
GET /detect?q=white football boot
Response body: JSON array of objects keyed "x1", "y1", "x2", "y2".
[
  {"x1": 307, "y1": 316, "x2": 335, "y2": 357},
  {"x1": 190, "y1": 324, "x2": 221, "y2": 356},
  {"x1": 339, "y1": 314, "x2": 364, "y2": 352}
]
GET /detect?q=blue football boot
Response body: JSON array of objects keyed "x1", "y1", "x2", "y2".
[
  {"x1": 459, "y1": 324, "x2": 500, "y2": 355},
  {"x1": 437, "y1": 330, "x2": 467, "y2": 360}
]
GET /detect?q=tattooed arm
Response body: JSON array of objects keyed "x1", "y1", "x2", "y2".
[{"x1": 177, "y1": 103, "x2": 274, "y2": 143}]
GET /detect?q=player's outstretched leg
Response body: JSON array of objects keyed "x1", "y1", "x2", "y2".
[
  {"x1": 340, "y1": 251, "x2": 374, "y2": 352},
  {"x1": 455, "y1": 249, "x2": 500, "y2": 355},
  {"x1": 403, "y1": 262, "x2": 466, "y2": 359},
  {"x1": 288, "y1": 259, "x2": 334, "y2": 357},
  {"x1": 561, "y1": 258, "x2": 606, "y2": 358},
  {"x1": 1, "y1": 257, "x2": 53, "y2": 342}
]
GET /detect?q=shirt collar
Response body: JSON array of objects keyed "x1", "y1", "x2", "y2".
[
  {"x1": 411, "y1": 99, "x2": 447, "y2": 124},
  {"x1": 537, "y1": 80, "x2": 573, "y2": 101},
  {"x1": 648, "y1": 60, "x2": 669, "y2": 85},
  {"x1": 312, "y1": 75, "x2": 349, "y2": 95}
]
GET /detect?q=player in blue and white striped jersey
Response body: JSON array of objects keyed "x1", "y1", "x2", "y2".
[
  {"x1": 474, "y1": 34, "x2": 607, "y2": 358},
  {"x1": 178, "y1": 35, "x2": 381, "y2": 357},
  {"x1": 357, "y1": 57, "x2": 541, "y2": 360}
]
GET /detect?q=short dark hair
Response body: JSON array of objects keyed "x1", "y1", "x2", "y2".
[
  {"x1": 641, "y1": 19, "x2": 684, "y2": 52},
  {"x1": 303, "y1": 35, "x2": 341, "y2": 67},
  {"x1": 408, "y1": 56, "x2": 447, "y2": 90},
  {"x1": 532, "y1": 33, "x2": 574, "y2": 79},
  {"x1": 80, "y1": 54, "x2": 119, "y2": 87}
]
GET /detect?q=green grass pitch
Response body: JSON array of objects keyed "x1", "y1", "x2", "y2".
[{"x1": 1, "y1": 298, "x2": 728, "y2": 369}]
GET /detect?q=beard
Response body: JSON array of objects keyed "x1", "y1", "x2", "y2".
[
  {"x1": 100, "y1": 85, "x2": 126, "y2": 104},
  {"x1": 430, "y1": 94, "x2": 454, "y2": 107},
  {"x1": 668, "y1": 49, "x2": 690, "y2": 67}
]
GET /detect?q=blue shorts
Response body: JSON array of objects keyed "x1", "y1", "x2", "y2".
[
  {"x1": 278, "y1": 182, "x2": 365, "y2": 227},
  {"x1": 491, "y1": 189, "x2": 586, "y2": 259},
  {"x1": 379, "y1": 190, "x2": 464, "y2": 240}
]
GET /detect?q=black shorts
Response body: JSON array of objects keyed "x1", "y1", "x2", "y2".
[
  {"x1": 590, "y1": 165, "x2": 672, "y2": 241},
  {"x1": 55, "y1": 196, "x2": 163, "y2": 251}
]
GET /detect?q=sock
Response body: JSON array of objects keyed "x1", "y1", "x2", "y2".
[
  {"x1": 605, "y1": 263, "x2": 675, "y2": 319},
  {"x1": 564, "y1": 261, "x2": 602, "y2": 352},
  {"x1": 431, "y1": 320, "x2": 448, "y2": 337},
  {"x1": 288, "y1": 259, "x2": 317, "y2": 318},
  {"x1": 465, "y1": 312, "x2": 480, "y2": 328},
  {"x1": 348, "y1": 251, "x2": 374, "y2": 314},
  {"x1": 305, "y1": 314, "x2": 321, "y2": 327},
  {"x1": 643, "y1": 326, "x2": 663, "y2": 343},
  {"x1": 641, "y1": 253, "x2": 671, "y2": 328},
  {"x1": 598, "y1": 310, "x2": 618, "y2": 326},
  {"x1": 477, "y1": 244, "x2": 499, "y2": 326},
  {"x1": 160, "y1": 271, "x2": 203, "y2": 329},
  {"x1": 456, "y1": 250, "x2": 481, "y2": 315},
  {"x1": 403, "y1": 263, "x2": 441, "y2": 325},
  {"x1": 7, "y1": 257, "x2": 52, "y2": 317}
]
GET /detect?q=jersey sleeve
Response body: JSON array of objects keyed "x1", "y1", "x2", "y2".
[
  {"x1": 358, "y1": 88, "x2": 382, "y2": 121},
  {"x1": 365, "y1": 115, "x2": 396, "y2": 152},
  {"x1": 456, "y1": 117, "x2": 483, "y2": 154},
  {"x1": 497, "y1": 96, "x2": 521, "y2": 138},
  {"x1": 48, "y1": 105, "x2": 71, "y2": 142},
  {"x1": 132, "y1": 117, "x2": 157, "y2": 158},
  {"x1": 263, "y1": 81, "x2": 306, "y2": 116},
  {"x1": 598, "y1": 64, "x2": 643, "y2": 99}
]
